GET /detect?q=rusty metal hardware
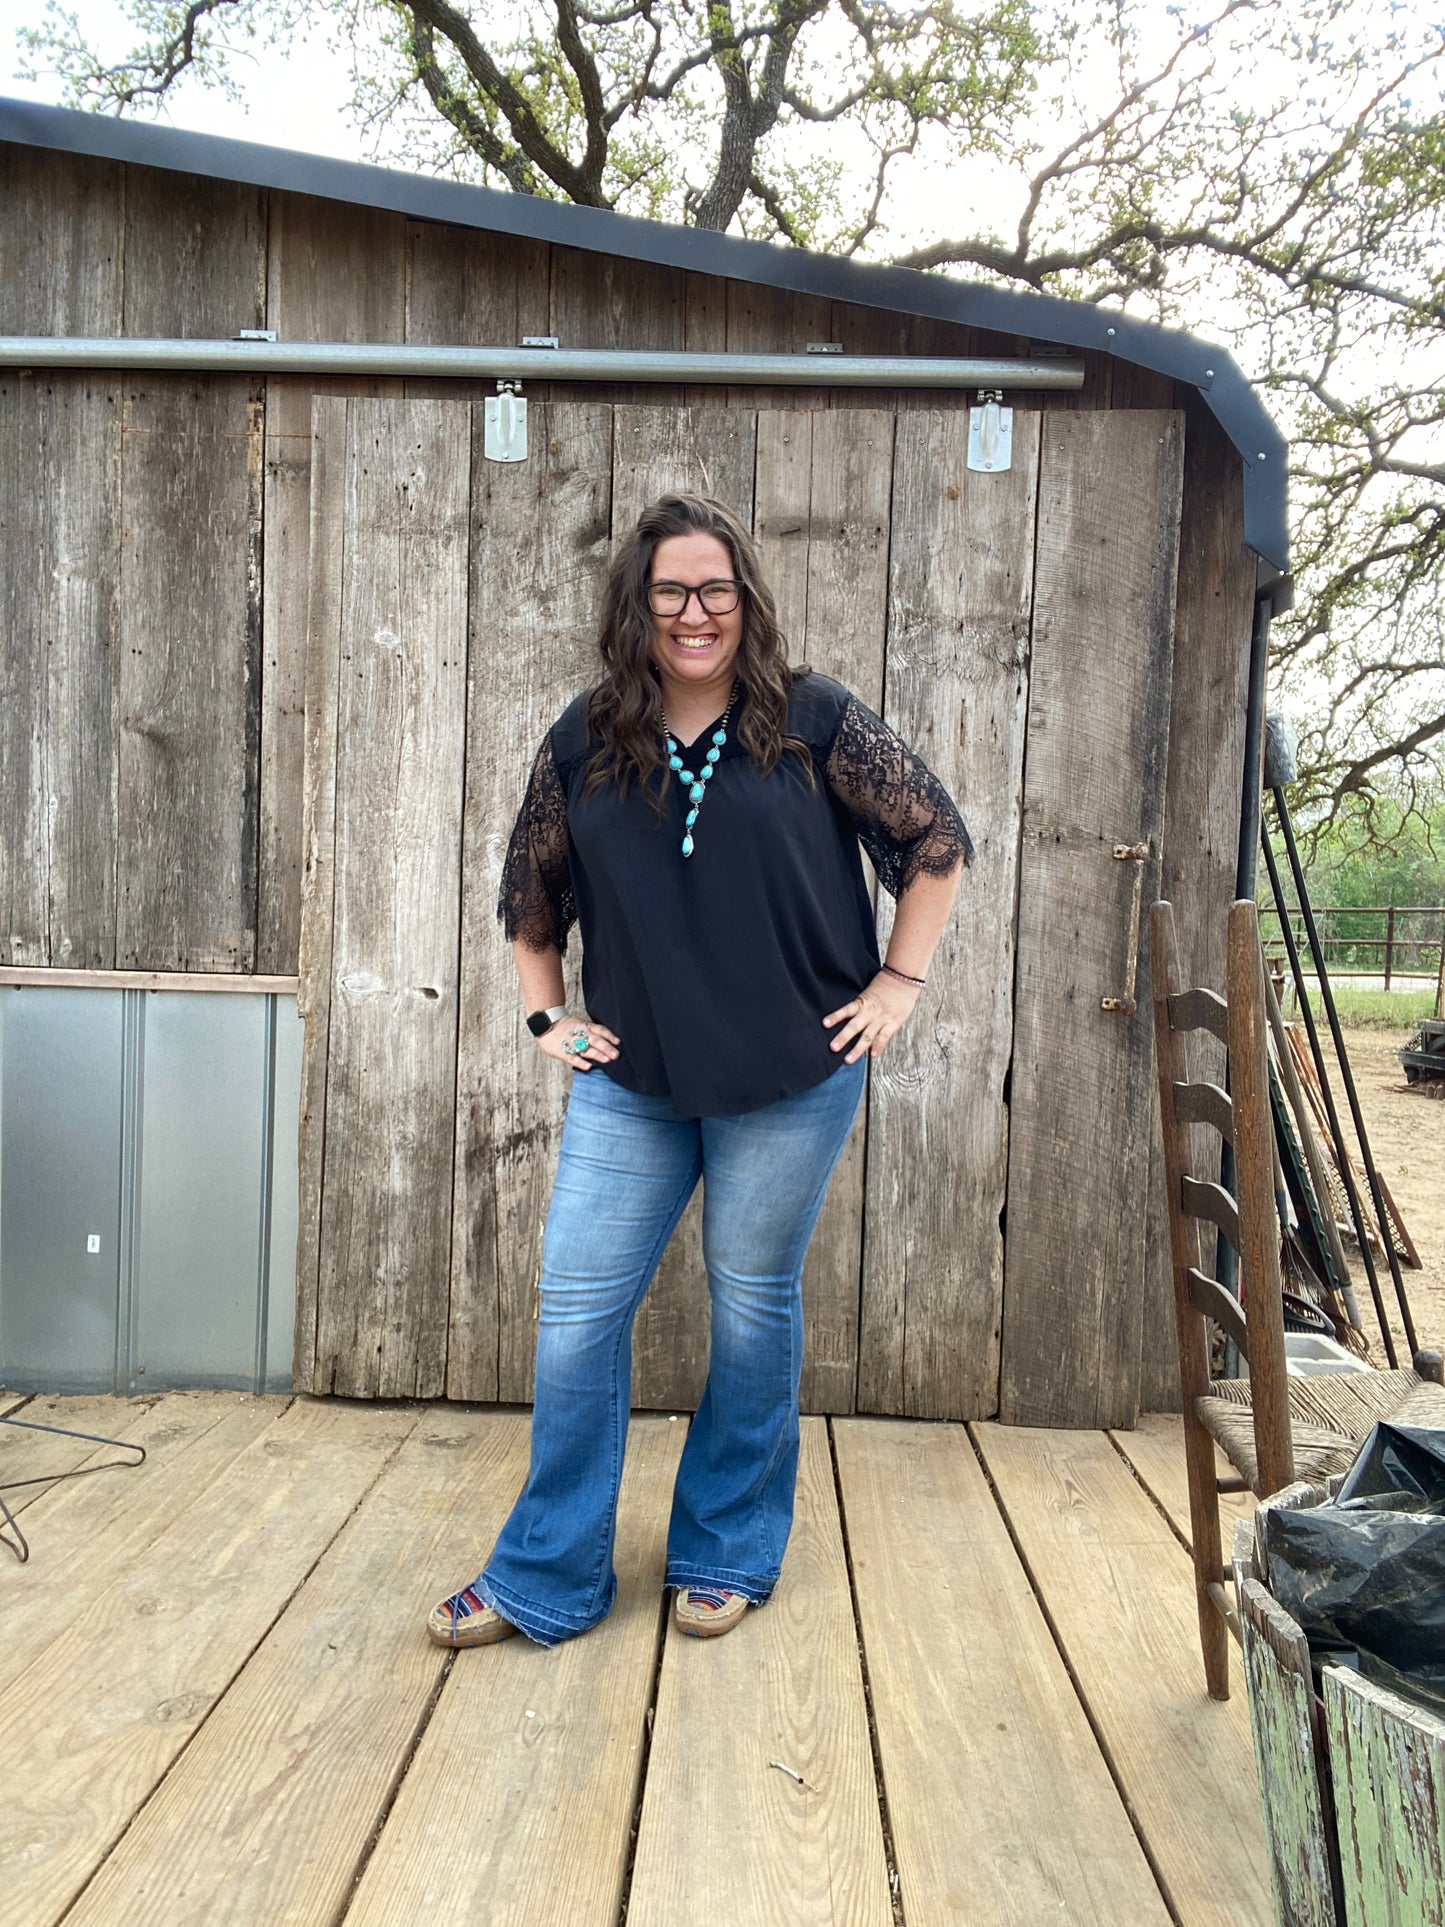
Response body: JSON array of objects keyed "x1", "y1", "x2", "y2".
[{"x1": 1101, "y1": 840, "x2": 1151, "y2": 1014}]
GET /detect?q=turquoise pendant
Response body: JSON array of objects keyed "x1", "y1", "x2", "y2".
[{"x1": 662, "y1": 683, "x2": 737, "y2": 858}]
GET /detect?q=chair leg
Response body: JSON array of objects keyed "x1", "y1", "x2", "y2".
[
  {"x1": 0, "y1": 1414, "x2": 147, "y2": 1564},
  {"x1": 1181, "y1": 1411, "x2": 1231, "y2": 1700}
]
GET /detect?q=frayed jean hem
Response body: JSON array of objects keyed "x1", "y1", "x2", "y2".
[
  {"x1": 477, "y1": 1572, "x2": 612, "y2": 1649},
  {"x1": 665, "y1": 1564, "x2": 778, "y2": 1605}
]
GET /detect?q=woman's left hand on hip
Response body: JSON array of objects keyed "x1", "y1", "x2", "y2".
[{"x1": 823, "y1": 973, "x2": 921, "y2": 1063}]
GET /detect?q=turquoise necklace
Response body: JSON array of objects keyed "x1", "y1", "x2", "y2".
[{"x1": 663, "y1": 684, "x2": 737, "y2": 858}]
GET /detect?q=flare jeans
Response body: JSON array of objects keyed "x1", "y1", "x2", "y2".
[{"x1": 477, "y1": 1054, "x2": 865, "y2": 1646}]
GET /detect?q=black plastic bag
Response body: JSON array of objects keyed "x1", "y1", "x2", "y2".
[{"x1": 1261, "y1": 1423, "x2": 1445, "y2": 1716}]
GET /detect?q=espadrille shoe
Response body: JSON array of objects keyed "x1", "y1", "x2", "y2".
[
  {"x1": 673, "y1": 1586, "x2": 749, "y2": 1638},
  {"x1": 427, "y1": 1584, "x2": 519, "y2": 1649}
]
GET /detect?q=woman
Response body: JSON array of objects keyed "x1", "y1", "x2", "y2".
[{"x1": 428, "y1": 493, "x2": 970, "y2": 1649}]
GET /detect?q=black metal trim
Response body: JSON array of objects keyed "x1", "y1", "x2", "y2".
[{"x1": 0, "y1": 93, "x2": 1289, "y2": 574}]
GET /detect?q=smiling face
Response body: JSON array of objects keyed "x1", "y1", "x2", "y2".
[{"x1": 647, "y1": 531, "x2": 745, "y2": 715}]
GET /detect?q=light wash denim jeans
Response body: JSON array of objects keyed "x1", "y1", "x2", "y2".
[{"x1": 476, "y1": 1055, "x2": 866, "y2": 1646}]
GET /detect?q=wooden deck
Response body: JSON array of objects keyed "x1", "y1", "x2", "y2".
[{"x1": 0, "y1": 1393, "x2": 1270, "y2": 1925}]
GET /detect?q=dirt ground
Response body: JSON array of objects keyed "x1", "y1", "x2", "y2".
[{"x1": 1317, "y1": 1026, "x2": 1445, "y2": 1361}]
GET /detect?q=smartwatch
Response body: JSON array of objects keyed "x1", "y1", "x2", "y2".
[{"x1": 526, "y1": 1004, "x2": 569, "y2": 1038}]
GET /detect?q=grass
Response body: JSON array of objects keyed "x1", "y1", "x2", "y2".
[{"x1": 1277, "y1": 984, "x2": 1439, "y2": 1030}]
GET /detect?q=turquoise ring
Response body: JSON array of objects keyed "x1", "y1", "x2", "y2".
[{"x1": 562, "y1": 1029, "x2": 590, "y2": 1057}]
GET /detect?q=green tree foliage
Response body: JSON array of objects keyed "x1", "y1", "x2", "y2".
[
  {"x1": 21, "y1": 1, "x2": 1445, "y2": 833},
  {"x1": 1292, "y1": 797, "x2": 1445, "y2": 908},
  {"x1": 1265, "y1": 793, "x2": 1445, "y2": 983}
]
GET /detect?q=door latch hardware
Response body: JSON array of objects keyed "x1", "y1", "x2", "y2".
[
  {"x1": 968, "y1": 388, "x2": 1013, "y2": 472},
  {"x1": 485, "y1": 380, "x2": 528, "y2": 462},
  {"x1": 1101, "y1": 841, "x2": 1151, "y2": 1014}
]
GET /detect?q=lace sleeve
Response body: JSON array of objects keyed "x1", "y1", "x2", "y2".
[
  {"x1": 825, "y1": 694, "x2": 973, "y2": 899},
  {"x1": 496, "y1": 733, "x2": 577, "y2": 953}
]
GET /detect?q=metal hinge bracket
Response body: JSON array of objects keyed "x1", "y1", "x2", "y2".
[
  {"x1": 968, "y1": 388, "x2": 1013, "y2": 472},
  {"x1": 485, "y1": 379, "x2": 528, "y2": 462}
]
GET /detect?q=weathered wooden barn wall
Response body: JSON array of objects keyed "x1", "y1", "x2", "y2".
[{"x1": 0, "y1": 141, "x2": 1251, "y2": 1423}]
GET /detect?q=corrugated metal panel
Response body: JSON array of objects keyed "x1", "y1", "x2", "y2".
[
  {"x1": 0, "y1": 988, "x2": 301, "y2": 1394},
  {"x1": 0, "y1": 988, "x2": 123, "y2": 1391}
]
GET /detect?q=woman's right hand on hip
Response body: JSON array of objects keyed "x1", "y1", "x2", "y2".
[{"x1": 537, "y1": 1015, "x2": 621, "y2": 1072}]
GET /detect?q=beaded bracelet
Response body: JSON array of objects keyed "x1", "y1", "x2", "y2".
[{"x1": 882, "y1": 963, "x2": 926, "y2": 988}]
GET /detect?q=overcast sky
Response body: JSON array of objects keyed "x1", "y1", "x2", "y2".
[{"x1": 4, "y1": 1, "x2": 372, "y2": 161}]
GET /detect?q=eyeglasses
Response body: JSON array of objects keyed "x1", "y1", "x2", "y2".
[{"x1": 647, "y1": 578, "x2": 745, "y2": 617}]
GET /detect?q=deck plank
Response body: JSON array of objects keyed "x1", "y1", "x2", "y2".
[
  {"x1": 1109, "y1": 1412, "x2": 1254, "y2": 1549},
  {"x1": 66, "y1": 1408, "x2": 531, "y2": 1926},
  {"x1": 972, "y1": 1421, "x2": 1272, "y2": 1926},
  {"x1": 344, "y1": 1414, "x2": 685, "y2": 1926},
  {"x1": 834, "y1": 1418, "x2": 1170, "y2": 1925},
  {"x1": 1, "y1": 1394, "x2": 282, "y2": 1690},
  {"x1": 627, "y1": 1418, "x2": 893, "y2": 1926},
  {"x1": 0, "y1": 1397, "x2": 416, "y2": 1924}
]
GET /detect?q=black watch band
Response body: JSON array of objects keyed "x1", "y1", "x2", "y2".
[{"x1": 526, "y1": 1004, "x2": 569, "y2": 1038}]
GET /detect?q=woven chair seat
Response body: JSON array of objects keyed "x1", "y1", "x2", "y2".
[{"x1": 1197, "y1": 1370, "x2": 1445, "y2": 1495}]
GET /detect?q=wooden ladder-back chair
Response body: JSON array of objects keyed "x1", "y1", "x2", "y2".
[{"x1": 1150, "y1": 897, "x2": 1445, "y2": 1700}]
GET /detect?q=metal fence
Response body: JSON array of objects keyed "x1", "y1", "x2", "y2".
[{"x1": 1259, "y1": 904, "x2": 1445, "y2": 988}]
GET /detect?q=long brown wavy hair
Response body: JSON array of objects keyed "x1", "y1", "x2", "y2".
[{"x1": 584, "y1": 494, "x2": 811, "y2": 808}]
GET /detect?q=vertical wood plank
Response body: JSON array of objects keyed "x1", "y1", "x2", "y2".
[
  {"x1": 610, "y1": 404, "x2": 758, "y2": 531},
  {"x1": 259, "y1": 377, "x2": 318, "y2": 976},
  {"x1": 683, "y1": 269, "x2": 728, "y2": 409},
  {"x1": 0, "y1": 375, "x2": 121, "y2": 968},
  {"x1": 1000, "y1": 411, "x2": 1184, "y2": 1429},
  {"x1": 312, "y1": 399, "x2": 469, "y2": 1397},
  {"x1": 0, "y1": 148, "x2": 123, "y2": 968},
  {"x1": 1324, "y1": 1666, "x2": 1445, "y2": 1927},
  {"x1": 859, "y1": 409, "x2": 1038, "y2": 1420},
  {"x1": 552, "y1": 246, "x2": 684, "y2": 351},
  {"x1": 258, "y1": 191, "x2": 407, "y2": 976},
  {"x1": 116, "y1": 376, "x2": 264, "y2": 971},
  {"x1": 121, "y1": 169, "x2": 266, "y2": 337},
  {"x1": 406, "y1": 222, "x2": 551, "y2": 352},
  {"x1": 265, "y1": 192, "x2": 407, "y2": 346},
  {"x1": 754, "y1": 409, "x2": 895, "y2": 1414},
  {"x1": 0, "y1": 145, "x2": 122, "y2": 334},
  {"x1": 292, "y1": 394, "x2": 348, "y2": 1392},
  {"x1": 550, "y1": 246, "x2": 684, "y2": 405},
  {"x1": 1237, "y1": 1576, "x2": 1341, "y2": 1927},
  {"x1": 1140, "y1": 404, "x2": 1254, "y2": 1410},
  {"x1": 724, "y1": 280, "x2": 833, "y2": 409},
  {"x1": 825, "y1": 301, "x2": 908, "y2": 417},
  {"x1": 605, "y1": 407, "x2": 758, "y2": 1411},
  {"x1": 457, "y1": 400, "x2": 612, "y2": 1404}
]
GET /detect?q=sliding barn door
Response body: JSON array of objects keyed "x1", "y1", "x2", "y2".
[
  {"x1": 293, "y1": 396, "x2": 1180, "y2": 1425},
  {"x1": 999, "y1": 411, "x2": 1184, "y2": 1428}
]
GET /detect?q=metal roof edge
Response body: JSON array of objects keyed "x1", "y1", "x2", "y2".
[{"x1": 0, "y1": 94, "x2": 1289, "y2": 569}]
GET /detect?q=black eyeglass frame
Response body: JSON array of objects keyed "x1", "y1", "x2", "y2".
[{"x1": 646, "y1": 578, "x2": 746, "y2": 617}]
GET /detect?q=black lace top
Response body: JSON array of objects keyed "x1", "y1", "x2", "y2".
[{"x1": 498, "y1": 670, "x2": 972, "y2": 1116}]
